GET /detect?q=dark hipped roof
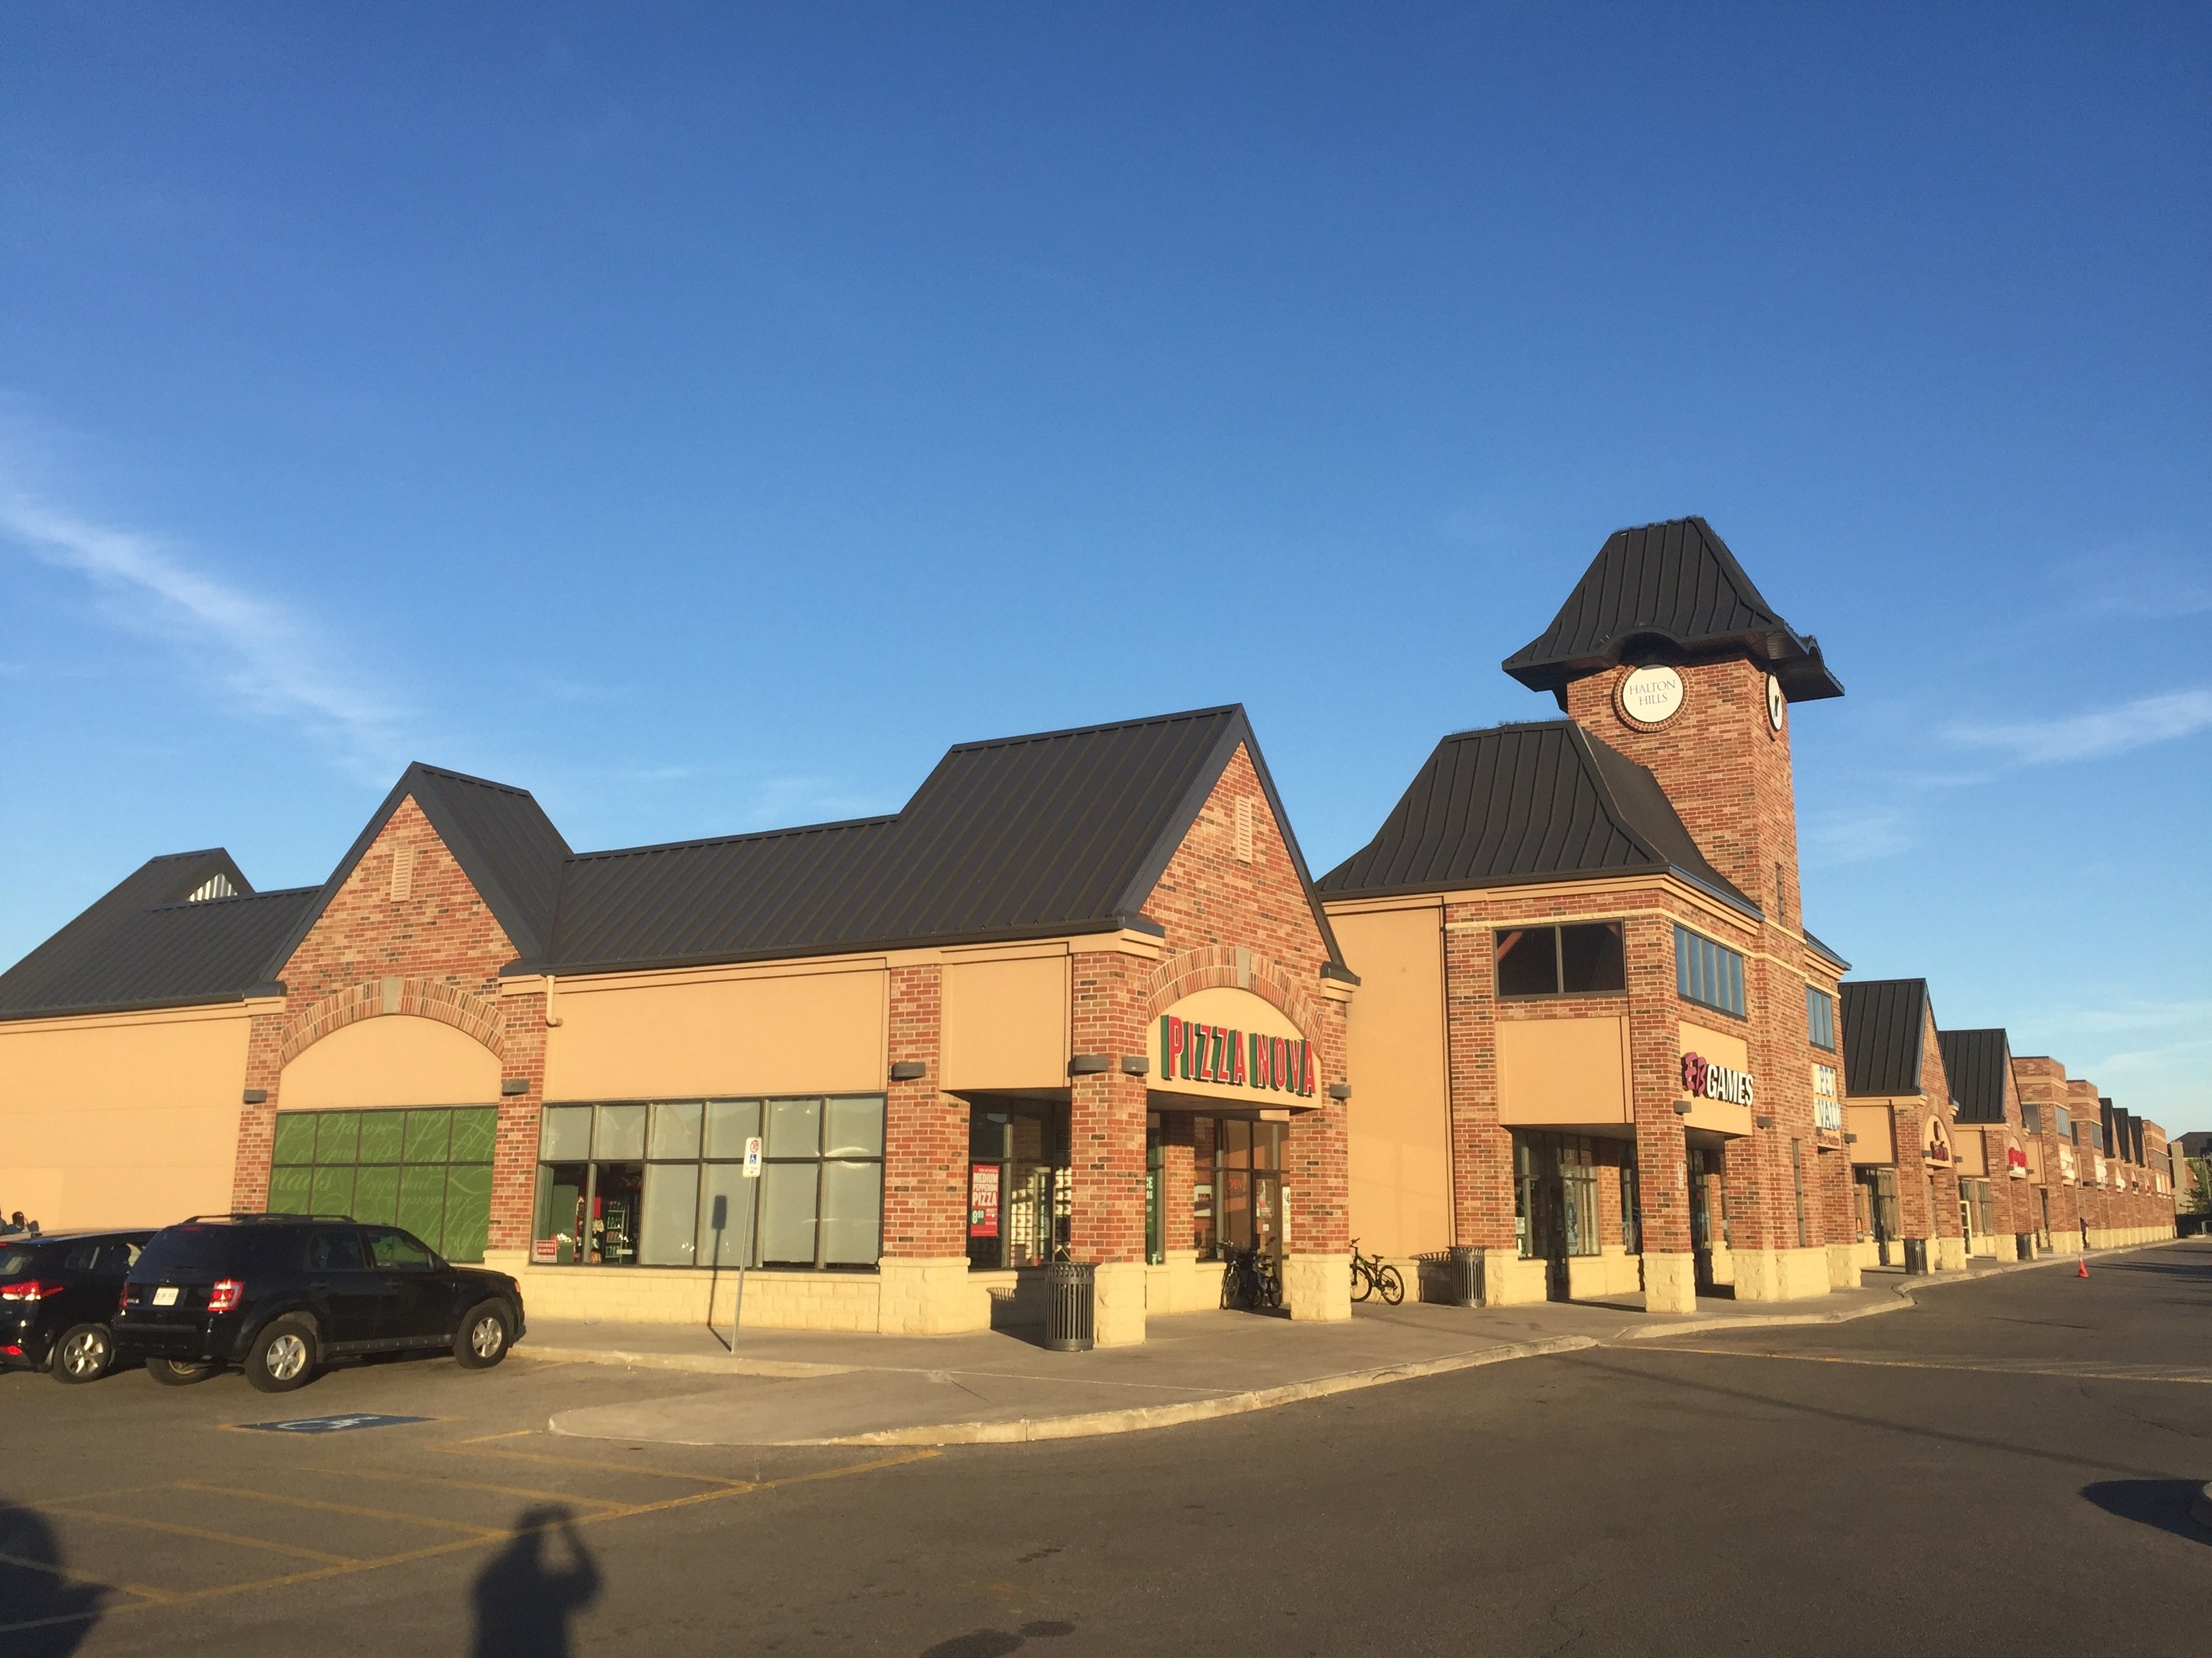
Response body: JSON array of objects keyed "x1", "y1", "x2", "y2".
[
  {"x1": 1504, "y1": 516, "x2": 1844, "y2": 703},
  {"x1": 1317, "y1": 721, "x2": 1758, "y2": 914},
  {"x1": 0, "y1": 850, "x2": 316, "y2": 1021},
  {"x1": 1937, "y1": 1028, "x2": 2013, "y2": 1124},
  {"x1": 541, "y1": 706, "x2": 1348, "y2": 973},
  {"x1": 263, "y1": 762, "x2": 573, "y2": 972},
  {"x1": 1841, "y1": 979, "x2": 1939, "y2": 1099}
]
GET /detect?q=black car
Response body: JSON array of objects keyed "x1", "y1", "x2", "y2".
[
  {"x1": 1, "y1": 1229, "x2": 155, "y2": 1382},
  {"x1": 113, "y1": 1213, "x2": 526, "y2": 1393}
]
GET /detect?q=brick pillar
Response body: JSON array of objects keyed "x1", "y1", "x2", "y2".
[
  {"x1": 1443, "y1": 907, "x2": 1515, "y2": 1267},
  {"x1": 230, "y1": 1006, "x2": 287, "y2": 1212},
  {"x1": 1070, "y1": 948, "x2": 1148, "y2": 1343},
  {"x1": 1160, "y1": 1113, "x2": 1196, "y2": 1254},
  {"x1": 881, "y1": 964, "x2": 960, "y2": 1257},
  {"x1": 488, "y1": 988, "x2": 547, "y2": 1257},
  {"x1": 1283, "y1": 992, "x2": 1352, "y2": 1322}
]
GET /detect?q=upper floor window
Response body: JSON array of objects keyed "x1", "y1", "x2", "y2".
[
  {"x1": 1675, "y1": 924, "x2": 1746, "y2": 1019},
  {"x1": 1806, "y1": 986, "x2": 1837, "y2": 1051},
  {"x1": 1494, "y1": 923, "x2": 1626, "y2": 999}
]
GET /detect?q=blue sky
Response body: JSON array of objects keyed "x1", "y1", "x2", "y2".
[{"x1": 3, "y1": 5, "x2": 2207, "y2": 1127}]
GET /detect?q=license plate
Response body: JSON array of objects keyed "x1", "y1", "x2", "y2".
[{"x1": 152, "y1": 1286, "x2": 179, "y2": 1307}]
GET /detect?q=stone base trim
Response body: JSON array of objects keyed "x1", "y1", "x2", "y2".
[
  {"x1": 1284, "y1": 1252, "x2": 1351, "y2": 1322},
  {"x1": 1934, "y1": 1236, "x2": 1968, "y2": 1271},
  {"x1": 1825, "y1": 1242, "x2": 1862, "y2": 1290},
  {"x1": 1731, "y1": 1246, "x2": 1833, "y2": 1302},
  {"x1": 1093, "y1": 1261, "x2": 1150, "y2": 1346},
  {"x1": 1642, "y1": 1252, "x2": 1697, "y2": 1314}
]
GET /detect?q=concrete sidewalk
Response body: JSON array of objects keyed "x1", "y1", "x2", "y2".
[{"x1": 520, "y1": 1245, "x2": 2167, "y2": 1448}]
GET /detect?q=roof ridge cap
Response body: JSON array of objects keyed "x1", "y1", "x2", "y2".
[
  {"x1": 566, "y1": 814, "x2": 900, "y2": 863},
  {"x1": 942, "y1": 704, "x2": 1241, "y2": 755}
]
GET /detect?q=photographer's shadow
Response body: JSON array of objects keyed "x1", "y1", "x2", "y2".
[{"x1": 471, "y1": 1505, "x2": 603, "y2": 1658}]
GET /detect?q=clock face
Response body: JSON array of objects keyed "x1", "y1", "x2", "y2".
[
  {"x1": 1618, "y1": 665, "x2": 1684, "y2": 726},
  {"x1": 1766, "y1": 674, "x2": 1786, "y2": 732}
]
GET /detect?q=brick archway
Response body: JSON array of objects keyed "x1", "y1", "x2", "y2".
[
  {"x1": 1142, "y1": 946, "x2": 1321, "y2": 1038},
  {"x1": 279, "y1": 976, "x2": 506, "y2": 1068}
]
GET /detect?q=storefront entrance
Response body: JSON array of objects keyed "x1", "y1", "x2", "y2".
[
  {"x1": 1688, "y1": 1145, "x2": 1727, "y2": 1296},
  {"x1": 1855, "y1": 1166, "x2": 1899, "y2": 1265},
  {"x1": 1514, "y1": 1131, "x2": 1597, "y2": 1302},
  {"x1": 967, "y1": 1105, "x2": 1071, "y2": 1269}
]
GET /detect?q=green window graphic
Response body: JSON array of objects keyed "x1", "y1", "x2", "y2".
[{"x1": 269, "y1": 1107, "x2": 497, "y2": 1261}]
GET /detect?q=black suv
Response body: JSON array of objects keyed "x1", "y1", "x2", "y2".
[
  {"x1": 1, "y1": 1230, "x2": 155, "y2": 1382},
  {"x1": 114, "y1": 1214, "x2": 526, "y2": 1393}
]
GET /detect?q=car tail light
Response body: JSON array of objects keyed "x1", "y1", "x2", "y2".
[
  {"x1": 120, "y1": 1284, "x2": 131, "y2": 1312},
  {"x1": 0, "y1": 1280, "x2": 59, "y2": 1302},
  {"x1": 208, "y1": 1279, "x2": 244, "y2": 1314}
]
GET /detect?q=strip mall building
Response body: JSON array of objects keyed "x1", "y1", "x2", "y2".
[{"x1": 0, "y1": 519, "x2": 2177, "y2": 1336}]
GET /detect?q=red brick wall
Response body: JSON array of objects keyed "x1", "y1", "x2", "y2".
[
  {"x1": 882, "y1": 964, "x2": 963, "y2": 1258},
  {"x1": 1136, "y1": 743, "x2": 1349, "y2": 1258},
  {"x1": 231, "y1": 796, "x2": 537, "y2": 1249},
  {"x1": 2012, "y1": 1056, "x2": 2079, "y2": 1240}
]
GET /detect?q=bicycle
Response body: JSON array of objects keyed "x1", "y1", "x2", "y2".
[
  {"x1": 1348, "y1": 1238, "x2": 1404, "y2": 1305},
  {"x1": 1218, "y1": 1242, "x2": 1283, "y2": 1311}
]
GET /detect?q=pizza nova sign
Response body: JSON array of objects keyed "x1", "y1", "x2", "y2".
[{"x1": 1157, "y1": 987, "x2": 1317, "y2": 1101}]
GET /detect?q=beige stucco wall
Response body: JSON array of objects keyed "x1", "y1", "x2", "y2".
[
  {"x1": 940, "y1": 952, "x2": 1068, "y2": 1090},
  {"x1": 1498, "y1": 1015, "x2": 1630, "y2": 1127},
  {"x1": 1333, "y1": 903, "x2": 1452, "y2": 1259},
  {"x1": 279, "y1": 1013, "x2": 503, "y2": 1109},
  {"x1": 543, "y1": 963, "x2": 887, "y2": 1100},
  {"x1": 0, "y1": 1004, "x2": 250, "y2": 1230},
  {"x1": 1848, "y1": 1103, "x2": 1897, "y2": 1165}
]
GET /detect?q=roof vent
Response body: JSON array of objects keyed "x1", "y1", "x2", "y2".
[{"x1": 185, "y1": 873, "x2": 237, "y2": 903}]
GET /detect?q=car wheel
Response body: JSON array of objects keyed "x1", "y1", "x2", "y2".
[
  {"x1": 51, "y1": 1323, "x2": 114, "y2": 1384},
  {"x1": 452, "y1": 1301, "x2": 511, "y2": 1369},
  {"x1": 246, "y1": 1316, "x2": 319, "y2": 1393},
  {"x1": 148, "y1": 1357, "x2": 220, "y2": 1386}
]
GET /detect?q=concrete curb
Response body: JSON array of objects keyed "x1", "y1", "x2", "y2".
[
  {"x1": 2192, "y1": 1482, "x2": 2212, "y2": 1532},
  {"x1": 805, "y1": 1335, "x2": 1599, "y2": 1446},
  {"x1": 518, "y1": 1344, "x2": 859, "y2": 1379}
]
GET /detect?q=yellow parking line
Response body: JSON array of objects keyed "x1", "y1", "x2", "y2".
[
  {"x1": 34, "y1": 1505, "x2": 360, "y2": 1564},
  {"x1": 174, "y1": 1481, "x2": 506, "y2": 1537},
  {"x1": 1662, "y1": 1347, "x2": 2212, "y2": 1385},
  {"x1": 2, "y1": 1446, "x2": 937, "y2": 1636},
  {"x1": 299, "y1": 1465, "x2": 631, "y2": 1509},
  {"x1": 0, "y1": 1545, "x2": 176, "y2": 1606},
  {"x1": 443, "y1": 1438, "x2": 753, "y2": 1487}
]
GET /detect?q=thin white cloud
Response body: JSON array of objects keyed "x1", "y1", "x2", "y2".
[
  {"x1": 1945, "y1": 687, "x2": 2212, "y2": 766},
  {"x1": 0, "y1": 483, "x2": 404, "y2": 774},
  {"x1": 1800, "y1": 805, "x2": 1914, "y2": 867}
]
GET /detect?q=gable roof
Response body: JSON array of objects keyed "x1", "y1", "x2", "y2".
[
  {"x1": 539, "y1": 706, "x2": 1348, "y2": 973},
  {"x1": 0, "y1": 850, "x2": 316, "y2": 1021},
  {"x1": 1316, "y1": 720, "x2": 1758, "y2": 913},
  {"x1": 260, "y1": 762, "x2": 573, "y2": 975},
  {"x1": 1937, "y1": 1027, "x2": 2013, "y2": 1124},
  {"x1": 1503, "y1": 516, "x2": 1844, "y2": 703},
  {"x1": 1841, "y1": 978, "x2": 1939, "y2": 1098}
]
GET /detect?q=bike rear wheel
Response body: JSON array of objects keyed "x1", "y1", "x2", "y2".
[{"x1": 1378, "y1": 1264, "x2": 1405, "y2": 1305}]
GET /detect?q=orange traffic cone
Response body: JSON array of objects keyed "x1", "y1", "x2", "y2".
[{"x1": 2076, "y1": 1255, "x2": 2090, "y2": 1278}]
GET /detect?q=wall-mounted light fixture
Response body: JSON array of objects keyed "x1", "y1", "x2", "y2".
[
  {"x1": 1120, "y1": 1054, "x2": 1150, "y2": 1077},
  {"x1": 1844, "y1": 1132, "x2": 1858, "y2": 1144},
  {"x1": 889, "y1": 1061, "x2": 927, "y2": 1082},
  {"x1": 1754, "y1": 1113, "x2": 1776, "y2": 1129},
  {"x1": 1068, "y1": 1054, "x2": 1112, "y2": 1075},
  {"x1": 1327, "y1": 1082, "x2": 1352, "y2": 1101},
  {"x1": 1672, "y1": 1100, "x2": 1694, "y2": 1116},
  {"x1": 241, "y1": 1088, "x2": 268, "y2": 1105},
  {"x1": 501, "y1": 1078, "x2": 528, "y2": 1097}
]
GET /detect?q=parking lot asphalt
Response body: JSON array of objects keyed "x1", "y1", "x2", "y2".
[{"x1": 8, "y1": 1242, "x2": 2209, "y2": 1658}]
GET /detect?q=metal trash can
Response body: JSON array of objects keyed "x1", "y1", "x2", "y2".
[
  {"x1": 1902, "y1": 1237, "x2": 1930, "y2": 1276},
  {"x1": 2015, "y1": 1232, "x2": 2036, "y2": 1261},
  {"x1": 1043, "y1": 1261, "x2": 1095, "y2": 1353},
  {"x1": 1445, "y1": 1245, "x2": 1482, "y2": 1307}
]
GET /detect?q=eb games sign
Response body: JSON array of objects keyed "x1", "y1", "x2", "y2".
[{"x1": 1681, "y1": 1050, "x2": 1755, "y2": 1108}]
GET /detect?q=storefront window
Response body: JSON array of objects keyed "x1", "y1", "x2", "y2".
[
  {"x1": 1675, "y1": 924, "x2": 1747, "y2": 1019},
  {"x1": 1618, "y1": 1161, "x2": 1642, "y2": 1256},
  {"x1": 1189, "y1": 1116, "x2": 1283, "y2": 1262},
  {"x1": 534, "y1": 1096, "x2": 883, "y2": 1269},
  {"x1": 1494, "y1": 923, "x2": 1627, "y2": 998},
  {"x1": 967, "y1": 1106, "x2": 1070, "y2": 1269},
  {"x1": 1805, "y1": 986, "x2": 1838, "y2": 1051},
  {"x1": 1513, "y1": 1132, "x2": 1600, "y2": 1260},
  {"x1": 270, "y1": 1107, "x2": 497, "y2": 1261}
]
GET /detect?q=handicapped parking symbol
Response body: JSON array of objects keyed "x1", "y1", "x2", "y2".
[{"x1": 238, "y1": 1413, "x2": 430, "y2": 1434}]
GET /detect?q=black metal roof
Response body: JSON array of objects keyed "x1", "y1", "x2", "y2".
[
  {"x1": 0, "y1": 850, "x2": 316, "y2": 1021},
  {"x1": 260, "y1": 762, "x2": 573, "y2": 973},
  {"x1": 1316, "y1": 721, "x2": 1758, "y2": 913},
  {"x1": 1503, "y1": 517, "x2": 1844, "y2": 703},
  {"x1": 1802, "y1": 928, "x2": 1852, "y2": 971},
  {"x1": 539, "y1": 705, "x2": 1346, "y2": 973},
  {"x1": 1840, "y1": 979, "x2": 1939, "y2": 1099},
  {"x1": 1937, "y1": 1028, "x2": 2013, "y2": 1124}
]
